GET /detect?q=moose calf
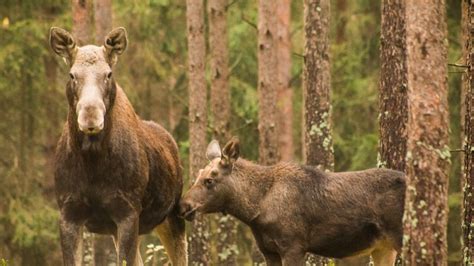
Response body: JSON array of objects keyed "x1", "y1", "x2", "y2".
[{"x1": 180, "y1": 138, "x2": 405, "y2": 266}]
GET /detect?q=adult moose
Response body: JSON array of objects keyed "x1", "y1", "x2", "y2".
[
  {"x1": 50, "y1": 27, "x2": 186, "y2": 266},
  {"x1": 180, "y1": 138, "x2": 405, "y2": 266}
]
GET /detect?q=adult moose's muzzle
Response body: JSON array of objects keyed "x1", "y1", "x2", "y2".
[{"x1": 76, "y1": 91, "x2": 106, "y2": 135}]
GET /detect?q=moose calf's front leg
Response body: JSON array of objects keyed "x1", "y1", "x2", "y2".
[
  {"x1": 59, "y1": 213, "x2": 84, "y2": 266},
  {"x1": 116, "y1": 213, "x2": 140, "y2": 265}
]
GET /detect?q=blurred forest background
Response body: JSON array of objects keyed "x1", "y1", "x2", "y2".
[{"x1": 0, "y1": 0, "x2": 465, "y2": 265}]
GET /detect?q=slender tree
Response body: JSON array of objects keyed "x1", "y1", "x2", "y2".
[
  {"x1": 93, "y1": 0, "x2": 116, "y2": 264},
  {"x1": 258, "y1": 0, "x2": 279, "y2": 166},
  {"x1": 276, "y1": 0, "x2": 294, "y2": 161},
  {"x1": 208, "y1": 0, "x2": 238, "y2": 264},
  {"x1": 462, "y1": 1, "x2": 474, "y2": 263},
  {"x1": 379, "y1": 0, "x2": 408, "y2": 173},
  {"x1": 94, "y1": 0, "x2": 112, "y2": 44},
  {"x1": 72, "y1": 1, "x2": 95, "y2": 263},
  {"x1": 72, "y1": 0, "x2": 94, "y2": 45},
  {"x1": 303, "y1": 0, "x2": 333, "y2": 171},
  {"x1": 303, "y1": 0, "x2": 332, "y2": 264},
  {"x1": 186, "y1": 0, "x2": 210, "y2": 264},
  {"x1": 403, "y1": 0, "x2": 450, "y2": 263}
]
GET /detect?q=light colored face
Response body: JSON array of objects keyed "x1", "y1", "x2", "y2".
[
  {"x1": 49, "y1": 27, "x2": 128, "y2": 136},
  {"x1": 70, "y1": 46, "x2": 111, "y2": 135}
]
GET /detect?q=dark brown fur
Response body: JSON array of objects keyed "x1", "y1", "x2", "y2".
[{"x1": 180, "y1": 139, "x2": 405, "y2": 265}]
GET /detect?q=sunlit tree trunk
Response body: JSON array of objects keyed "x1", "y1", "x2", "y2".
[
  {"x1": 276, "y1": 0, "x2": 294, "y2": 162},
  {"x1": 72, "y1": 0, "x2": 95, "y2": 263},
  {"x1": 208, "y1": 0, "x2": 239, "y2": 264},
  {"x1": 258, "y1": 0, "x2": 279, "y2": 166},
  {"x1": 402, "y1": 0, "x2": 450, "y2": 264},
  {"x1": 303, "y1": 0, "x2": 332, "y2": 264},
  {"x1": 94, "y1": 0, "x2": 112, "y2": 44},
  {"x1": 72, "y1": 0, "x2": 94, "y2": 45},
  {"x1": 462, "y1": 1, "x2": 474, "y2": 263},
  {"x1": 186, "y1": 0, "x2": 210, "y2": 264}
]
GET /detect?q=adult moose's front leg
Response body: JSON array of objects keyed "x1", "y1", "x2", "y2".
[
  {"x1": 281, "y1": 249, "x2": 306, "y2": 266},
  {"x1": 115, "y1": 213, "x2": 140, "y2": 265},
  {"x1": 59, "y1": 212, "x2": 84, "y2": 266}
]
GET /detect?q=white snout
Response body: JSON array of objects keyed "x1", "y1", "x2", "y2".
[{"x1": 77, "y1": 99, "x2": 106, "y2": 135}]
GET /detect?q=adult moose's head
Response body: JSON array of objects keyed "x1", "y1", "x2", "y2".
[{"x1": 49, "y1": 27, "x2": 127, "y2": 138}]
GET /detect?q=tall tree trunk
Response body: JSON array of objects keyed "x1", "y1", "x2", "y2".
[
  {"x1": 92, "y1": 1, "x2": 116, "y2": 264},
  {"x1": 303, "y1": 0, "x2": 332, "y2": 264},
  {"x1": 94, "y1": 0, "x2": 112, "y2": 44},
  {"x1": 253, "y1": 1, "x2": 279, "y2": 263},
  {"x1": 402, "y1": 0, "x2": 450, "y2": 264},
  {"x1": 379, "y1": 0, "x2": 408, "y2": 173},
  {"x1": 72, "y1": 0, "x2": 95, "y2": 262},
  {"x1": 186, "y1": 0, "x2": 210, "y2": 264},
  {"x1": 378, "y1": 1, "x2": 408, "y2": 265},
  {"x1": 208, "y1": 0, "x2": 238, "y2": 264},
  {"x1": 276, "y1": 0, "x2": 294, "y2": 161},
  {"x1": 258, "y1": 0, "x2": 279, "y2": 166},
  {"x1": 72, "y1": 0, "x2": 94, "y2": 45},
  {"x1": 462, "y1": 1, "x2": 474, "y2": 263}
]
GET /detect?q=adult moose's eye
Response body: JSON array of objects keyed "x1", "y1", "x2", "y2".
[{"x1": 204, "y1": 178, "x2": 214, "y2": 188}]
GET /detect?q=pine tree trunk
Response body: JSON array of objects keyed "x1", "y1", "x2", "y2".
[
  {"x1": 462, "y1": 1, "x2": 474, "y2": 263},
  {"x1": 72, "y1": 1, "x2": 95, "y2": 263},
  {"x1": 94, "y1": 0, "x2": 112, "y2": 44},
  {"x1": 186, "y1": 0, "x2": 210, "y2": 264},
  {"x1": 72, "y1": 0, "x2": 94, "y2": 45},
  {"x1": 208, "y1": 0, "x2": 238, "y2": 264},
  {"x1": 402, "y1": 0, "x2": 450, "y2": 264},
  {"x1": 303, "y1": 0, "x2": 332, "y2": 264},
  {"x1": 253, "y1": 1, "x2": 280, "y2": 263},
  {"x1": 258, "y1": 0, "x2": 279, "y2": 166},
  {"x1": 379, "y1": 0, "x2": 408, "y2": 173},
  {"x1": 276, "y1": 0, "x2": 294, "y2": 162}
]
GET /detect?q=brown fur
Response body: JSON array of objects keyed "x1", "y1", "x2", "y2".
[
  {"x1": 180, "y1": 139, "x2": 405, "y2": 266},
  {"x1": 51, "y1": 27, "x2": 187, "y2": 266}
]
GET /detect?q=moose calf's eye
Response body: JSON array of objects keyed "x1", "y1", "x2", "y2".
[
  {"x1": 211, "y1": 170, "x2": 218, "y2": 177},
  {"x1": 107, "y1": 72, "x2": 113, "y2": 79},
  {"x1": 69, "y1": 73, "x2": 75, "y2": 80},
  {"x1": 204, "y1": 178, "x2": 214, "y2": 188}
]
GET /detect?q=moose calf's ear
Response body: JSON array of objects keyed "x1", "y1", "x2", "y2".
[
  {"x1": 104, "y1": 27, "x2": 128, "y2": 66},
  {"x1": 206, "y1": 140, "x2": 222, "y2": 161},
  {"x1": 221, "y1": 137, "x2": 240, "y2": 166},
  {"x1": 49, "y1": 27, "x2": 77, "y2": 63}
]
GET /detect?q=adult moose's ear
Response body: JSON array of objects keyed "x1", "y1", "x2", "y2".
[
  {"x1": 221, "y1": 137, "x2": 240, "y2": 166},
  {"x1": 49, "y1": 27, "x2": 77, "y2": 64},
  {"x1": 206, "y1": 140, "x2": 222, "y2": 161},
  {"x1": 104, "y1": 27, "x2": 128, "y2": 66}
]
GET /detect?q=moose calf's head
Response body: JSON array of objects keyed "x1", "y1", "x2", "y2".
[
  {"x1": 49, "y1": 27, "x2": 127, "y2": 135},
  {"x1": 179, "y1": 138, "x2": 240, "y2": 221}
]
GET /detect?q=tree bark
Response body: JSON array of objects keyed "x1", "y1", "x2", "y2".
[
  {"x1": 276, "y1": 0, "x2": 294, "y2": 162},
  {"x1": 303, "y1": 0, "x2": 333, "y2": 264},
  {"x1": 94, "y1": 0, "x2": 112, "y2": 44},
  {"x1": 402, "y1": 0, "x2": 450, "y2": 264},
  {"x1": 186, "y1": 0, "x2": 210, "y2": 264},
  {"x1": 208, "y1": 0, "x2": 238, "y2": 264},
  {"x1": 258, "y1": 0, "x2": 279, "y2": 166},
  {"x1": 462, "y1": 1, "x2": 474, "y2": 263},
  {"x1": 72, "y1": 0, "x2": 94, "y2": 45},
  {"x1": 379, "y1": 0, "x2": 408, "y2": 173}
]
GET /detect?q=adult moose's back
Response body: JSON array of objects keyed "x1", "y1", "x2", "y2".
[{"x1": 50, "y1": 27, "x2": 186, "y2": 266}]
